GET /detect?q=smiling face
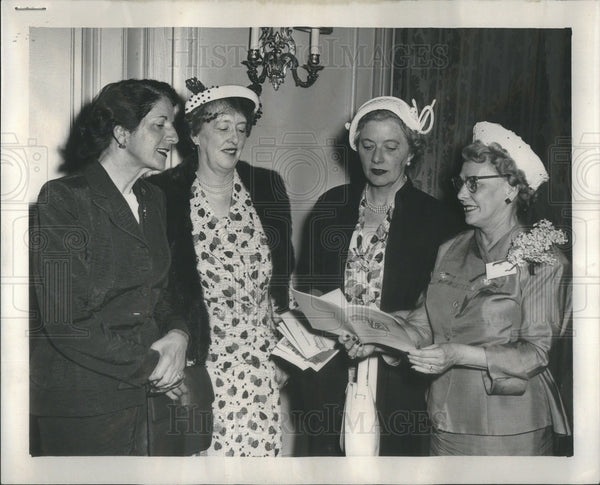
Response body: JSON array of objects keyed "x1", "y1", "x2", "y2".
[
  {"x1": 124, "y1": 97, "x2": 179, "y2": 171},
  {"x1": 192, "y1": 108, "x2": 248, "y2": 176},
  {"x1": 457, "y1": 160, "x2": 515, "y2": 231},
  {"x1": 357, "y1": 118, "x2": 413, "y2": 190}
]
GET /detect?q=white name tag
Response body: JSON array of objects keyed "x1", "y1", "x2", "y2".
[{"x1": 486, "y1": 260, "x2": 517, "y2": 280}]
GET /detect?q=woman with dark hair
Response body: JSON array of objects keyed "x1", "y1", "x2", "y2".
[
  {"x1": 148, "y1": 78, "x2": 294, "y2": 456},
  {"x1": 30, "y1": 79, "x2": 189, "y2": 455},
  {"x1": 295, "y1": 96, "x2": 461, "y2": 456},
  {"x1": 342, "y1": 122, "x2": 571, "y2": 455}
]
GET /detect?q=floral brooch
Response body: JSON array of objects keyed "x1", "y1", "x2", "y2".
[{"x1": 507, "y1": 219, "x2": 567, "y2": 270}]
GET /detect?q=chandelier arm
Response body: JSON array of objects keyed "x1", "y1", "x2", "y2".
[
  {"x1": 280, "y1": 52, "x2": 299, "y2": 69},
  {"x1": 242, "y1": 53, "x2": 269, "y2": 85},
  {"x1": 291, "y1": 59, "x2": 324, "y2": 88},
  {"x1": 279, "y1": 52, "x2": 316, "y2": 88}
]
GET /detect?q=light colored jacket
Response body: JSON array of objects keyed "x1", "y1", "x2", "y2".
[{"x1": 407, "y1": 228, "x2": 571, "y2": 436}]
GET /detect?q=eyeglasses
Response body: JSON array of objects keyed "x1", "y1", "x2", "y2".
[{"x1": 452, "y1": 174, "x2": 510, "y2": 193}]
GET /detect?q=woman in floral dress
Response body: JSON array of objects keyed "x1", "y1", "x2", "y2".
[
  {"x1": 149, "y1": 79, "x2": 293, "y2": 456},
  {"x1": 294, "y1": 96, "x2": 461, "y2": 455}
]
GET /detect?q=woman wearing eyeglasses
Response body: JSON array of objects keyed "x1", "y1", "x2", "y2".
[{"x1": 341, "y1": 122, "x2": 571, "y2": 455}]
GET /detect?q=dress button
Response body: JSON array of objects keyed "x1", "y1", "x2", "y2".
[{"x1": 452, "y1": 300, "x2": 459, "y2": 308}]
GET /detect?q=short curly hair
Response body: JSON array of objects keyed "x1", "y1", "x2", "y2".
[
  {"x1": 185, "y1": 97, "x2": 256, "y2": 139},
  {"x1": 461, "y1": 140, "x2": 536, "y2": 211},
  {"x1": 353, "y1": 109, "x2": 426, "y2": 166},
  {"x1": 76, "y1": 79, "x2": 179, "y2": 164}
]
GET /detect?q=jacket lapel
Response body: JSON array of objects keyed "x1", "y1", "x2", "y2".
[
  {"x1": 135, "y1": 180, "x2": 170, "y2": 279},
  {"x1": 339, "y1": 184, "x2": 362, "y2": 289},
  {"x1": 381, "y1": 179, "x2": 410, "y2": 307},
  {"x1": 85, "y1": 162, "x2": 148, "y2": 246}
]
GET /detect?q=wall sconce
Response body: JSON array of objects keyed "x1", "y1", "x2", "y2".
[{"x1": 243, "y1": 27, "x2": 332, "y2": 91}]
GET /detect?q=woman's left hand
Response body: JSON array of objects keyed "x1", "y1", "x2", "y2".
[
  {"x1": 149, "y1": 330, "x2": 188, "y2": 389},
  {"x1": 338, "y1": 333, "x2": 378, "y2": 360},
  {"x1": 165, "y1": 382, "x2": 186, "y2": 402},
  {"x1": 407, "y1": 343, "x2": 458, "y2": 375},
  {"x1": 268, "y1": 300, "x2": 284, "y2": 332},
  {"x1": 274, "y1": 366, "x2": 290, "y2": 389}
]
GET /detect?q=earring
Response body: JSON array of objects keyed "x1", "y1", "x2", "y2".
[
  {"x1": 112, "y1": 133, "x2": 126, "y2": 149},
  {"x1": 504, "y1": 197, "x2": 512, "y2": 205}
]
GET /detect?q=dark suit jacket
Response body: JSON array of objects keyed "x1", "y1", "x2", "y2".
[
  {"x1": 148, "y1": 158, "x2": 294, "y2": 365},
  {"x1": 30, "y1": 161, "x2": 187, "y2": 417},
  {"x1": 295, "y1": 178, "x2": 462, "y2": 455}
]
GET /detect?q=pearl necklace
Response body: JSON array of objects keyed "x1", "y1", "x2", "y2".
[
  {"x1": 364, "y1": 195, "x2": 391, "y2": 214},
  {"x1": 198, "y1": 176, "x2": 233, "y2": 195},
  {"x1": 365, "y1": 175, "x2": 406, "y2": 214}
]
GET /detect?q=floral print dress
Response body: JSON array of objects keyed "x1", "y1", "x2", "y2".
[
  {"x1": 344, "y1": 190, "x2": 393, "y2": 308},
  {"x1": 343, "y1": 189, "x2": 394, "y2": 389},
  {"x1": 190, "y1": 171, "x2": 281, "y2": 457}
]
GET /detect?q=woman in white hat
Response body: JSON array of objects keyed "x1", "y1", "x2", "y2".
[
  {"x1": 342, "y1": 122, "x2": 571, "y2": 455},
  {"x1": 149, "y1": 78, "x2": 293, "y2": 456},
  {"x1": 295, "y1": 96, "x2": 461, "y2": 456}
]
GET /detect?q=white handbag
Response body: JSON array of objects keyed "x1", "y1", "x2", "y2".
[{"x1": 340, "y1": 356, "x2": 380, "y2": 456}]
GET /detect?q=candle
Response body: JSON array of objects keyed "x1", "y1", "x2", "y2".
[
  {"x1": 250, "y1": 28, "x2": 260, "y2": 50},
  {"x1": 310, "y1": 28, "x2": 320, "y2": 55}
]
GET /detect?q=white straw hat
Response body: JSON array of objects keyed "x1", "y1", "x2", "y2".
[
  {"x1": 473, "y1": 121, "x2": 548, "y2": 190},
  {"x1": 345, "y1": 96, "x2": 436, "y2": 151}
]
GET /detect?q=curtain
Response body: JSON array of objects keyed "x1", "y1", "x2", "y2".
[{"x1": 392, "y1": 29, "x2": 571, "y2": 230}]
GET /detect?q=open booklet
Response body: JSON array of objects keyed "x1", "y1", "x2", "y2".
[
  {"x1": 272, "y1": 311, "x2": 339, "y2": 372},
  {"x1": 290, "y1": 287, "x2": 416, "y2": 353}
]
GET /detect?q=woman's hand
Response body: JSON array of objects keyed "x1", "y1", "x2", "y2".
[
  {"x1": 165, "y1": 382, "x2": 187, "y2": 402},
  {"x1": 149, "y1": 330, "x2": 188, "y2": 389},
  {"x1": 171, "y1": 382, "x2": 192, "y2": 404},
  {"x1": 268, "y1": 299, "x2": 284, "y2": 332},
  {"x1": 407, "y1": 343, "x2": 459, "y2": 374},
  {"x1": 273, "y1": 366, "x2": 290, "y2": 389},
  {"x1": 408, "y1": 343, "x2": 487, "y2": 375},
  {"x1": 338, "y1": 333, "x2": 377, "y2": 360}
]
